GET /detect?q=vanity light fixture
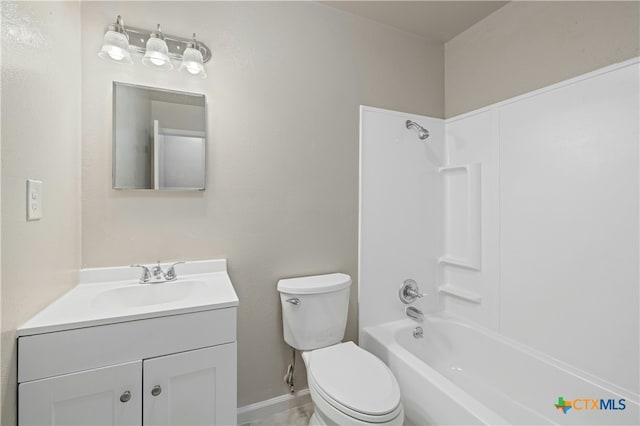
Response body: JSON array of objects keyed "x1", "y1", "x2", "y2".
[
  {"x1": 98, "y1": 15, "x2": 212, "y2": 77},
  {"x1": 179, "y1": 34, "x2": 207, "y2": 78},
  {"x1": 98, "y1": 15, "x2": 133, "y2": 64},
  {"x1": 142, "y1": 25, "x2": 172, "y2": 71}
]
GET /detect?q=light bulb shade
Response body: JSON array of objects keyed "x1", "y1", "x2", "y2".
[
  {"x1": 98, "y1": 30, "x2": 133, "y2": 64},
  {"x1": 142, "y1": 37, "x2": 172, "y2": 70},
  {"x1": 179, "y1": 47, "x2": 207, "y2": 78}
]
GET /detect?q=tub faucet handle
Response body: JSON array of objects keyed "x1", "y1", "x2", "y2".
[
  {"x1": 407, "y1": 288, "x2": 423, "y2": 298},
  {"x1": 399, "y1": 279, "x2": 425, "y2": 304}
]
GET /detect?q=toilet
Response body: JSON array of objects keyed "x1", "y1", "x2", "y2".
[{"x1": 277, "y1": 273, "x2": 404, "y2": 426}]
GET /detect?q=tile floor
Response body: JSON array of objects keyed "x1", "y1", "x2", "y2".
[{"x1": 241, "y1": 402, "x2": 314, "y2": 426}]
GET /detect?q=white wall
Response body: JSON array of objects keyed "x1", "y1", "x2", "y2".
[
  {"x1": 358, "y1": 106, "x2": 444, "y2": 333},
  {"x1": 443, "y1": 60, "x2": 639, "y2": 394},
  {"x1": 1, "y1": 2, "x2": 82, "y2": 424}
]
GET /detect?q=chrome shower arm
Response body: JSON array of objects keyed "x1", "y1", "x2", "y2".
[{"x1": 406, "y1": 120, "x2": 430, "y2": 140}]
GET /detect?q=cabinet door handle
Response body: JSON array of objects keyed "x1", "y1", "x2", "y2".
[
  {"x1": 151, "y1": 385, "x2": 162, "y2": 397},
  {"x1": 120, "y1": 390, "x2": 132, "y2": 403}
]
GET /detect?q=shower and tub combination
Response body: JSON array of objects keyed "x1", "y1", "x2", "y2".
[
  {"x1": 362, "y1": 314, "x2": 637, "y2": 425},
  {"x1": 358, "y1": 59, "x2": 639, "y2": 425}
]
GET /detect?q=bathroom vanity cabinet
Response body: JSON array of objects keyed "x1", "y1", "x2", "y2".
[
  {"x1": 18, "y1": 309, "x2": 237, "y2": 426},
  {"x1": 16, "y1": 260, "x2": 239, "y2": 426}
]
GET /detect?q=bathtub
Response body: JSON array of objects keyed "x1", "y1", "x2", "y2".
[{"x1": 361, "y1": 313, "x2": 639, "y2": 425}]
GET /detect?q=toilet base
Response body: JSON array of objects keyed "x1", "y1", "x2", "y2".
[{"x1": 308, "y1": 411, "x2": 324, "y2": 426}]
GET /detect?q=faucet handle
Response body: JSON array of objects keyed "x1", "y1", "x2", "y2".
[
  {"x1": 165, "y1": 261, "x2": 185, "y2": 281},
  {"x1": 131, "y1": 264, "x2": 151, "y2": 283},
  {"x1": 407, "y1": 288, "x2": 424, "y2": 299},
  {"x1": 399, "y1": 279, "x2": 425, "y2": 304}
]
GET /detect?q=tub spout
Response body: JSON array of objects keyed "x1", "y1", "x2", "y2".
[{"x1": 406, "y1": 306, "x2": 424, "y2": 322}]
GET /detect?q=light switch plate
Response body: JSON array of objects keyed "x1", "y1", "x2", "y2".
[{"x1": 27, "y1": 179, "x2": 42, "y2": 221}]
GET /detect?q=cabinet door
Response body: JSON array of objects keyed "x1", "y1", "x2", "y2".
[
  {"x1": 143, "y1": 344, "x2": 236, "y2": 426},
  {"x1": 19, "y1": 361, "x2": 141, "y2": 426}
]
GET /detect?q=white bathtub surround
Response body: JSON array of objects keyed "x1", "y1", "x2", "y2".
[
  {"x1": 443, "y1": 59, "x2": 639, "y2": 394},
  {"x1": 439, "y1": 108, "x2": 499, "y2": 327},
  {"x1": 359, "y1": 106, "x2": 445, "y2": 330},
  {"x1": 362, "y1": 315, "x2": 639, "y2": 425},
  {"x1": 359, "y1": 59, "x2": 639, "y2": 424}
]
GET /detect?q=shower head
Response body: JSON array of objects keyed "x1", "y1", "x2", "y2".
[{"x1": 406, "y1": 120, "x2": 429, "y2": 140}]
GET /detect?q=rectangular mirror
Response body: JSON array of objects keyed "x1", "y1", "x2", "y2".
[{"x1": 113, "y1": 82, "x2": 206, "y2": 190}]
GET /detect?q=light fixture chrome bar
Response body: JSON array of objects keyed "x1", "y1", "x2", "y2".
[{"x1": 124, "y1": 26, "x2": 212, "y2": 63}]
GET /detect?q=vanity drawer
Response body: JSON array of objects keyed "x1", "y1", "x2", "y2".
[{"x1": 18, "y1": 307, "x2": 236, "y2": 383}]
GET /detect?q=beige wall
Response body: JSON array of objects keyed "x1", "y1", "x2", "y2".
[
  {"x1": 81, "y1": 1, "x2": 443, "y2": 407},
  {"x1": 445, "y1": 1, "x2": 640, "y2": 117},
  {"x1": 1, "y1": 1, "x2": 82, "y2": 424},
  {"x1": 2, "y1": 0, "x2": 637, "y2": 421}
]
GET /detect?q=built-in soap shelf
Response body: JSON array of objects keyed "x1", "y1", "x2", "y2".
[
  {"x1": 439, "y1": 162, "x2": 481, "y2": 270},
  {"x1": 438, "y1": 284, "x2": 482, "y2": 304},
  {"x1": 438, "y1": 164, "x2": 470, "y2": 172},
  {"x1": 438, "y1": 256, "x2": 480, "y2": 271},
  {"x1": 438, "y1": 162, "x2": 482, "y2": 303}
]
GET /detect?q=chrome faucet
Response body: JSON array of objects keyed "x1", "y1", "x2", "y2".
[
  {"x1": 165, "y1": 261, "x2": 185, "y2": 281},
  {"x1": 131, "y1": 264, "x2": 151, "y2": 283},
  {"x1": 406, "y1": 306, "x2": 424, "y2": 322},
  {"x1": 131, "y1": 261, "x2": 185, "y2": 284},
  {"x1": 151, "y1": 261, "x2": 166, "y2": 282},
  {"x1": 399, "y1": 279, "x2": 425, "y2": 304},
  {"x1": 413, "y1": 326, "x2": 424, "y2": 338}
]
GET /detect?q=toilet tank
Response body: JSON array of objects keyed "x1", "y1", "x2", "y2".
[{"x1": 277, "y1": 273, "x2": 351, "y2": 351}]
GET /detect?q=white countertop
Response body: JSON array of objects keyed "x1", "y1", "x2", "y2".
[{"x1": 18, "y1": 259, "x2": 239, "y2": 337}]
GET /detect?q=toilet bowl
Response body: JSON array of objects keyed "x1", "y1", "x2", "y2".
[
  {"x1": 304, "y1": 342, "x2": 404, "y2": 425},
  {"x1": 277, "y1": 273, "x2": 404, "y2": 425}
]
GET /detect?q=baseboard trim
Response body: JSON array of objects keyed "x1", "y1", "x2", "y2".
[{"x1": 237, "y1": 389, "x2": 311, "y2": 425}]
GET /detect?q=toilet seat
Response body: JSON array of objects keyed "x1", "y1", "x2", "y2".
[
  {"x1": 308, "y1": 375, "x2": 403, "y2": 424},
  {"x1": 306, "y1": 342, "x2": 402, "y2": 423}
]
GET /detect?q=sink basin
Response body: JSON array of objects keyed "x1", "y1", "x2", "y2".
[
  {"x1": 91, "y1": 280, "x2": 203, "y2": 310},
  {"x1": 17, "y1": 259, "x2": 239, "y2": 336}
]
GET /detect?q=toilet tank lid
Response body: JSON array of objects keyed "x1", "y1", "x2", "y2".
[{"x1": 277, "y1": 273, "x2": 351, "y2": 295}]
